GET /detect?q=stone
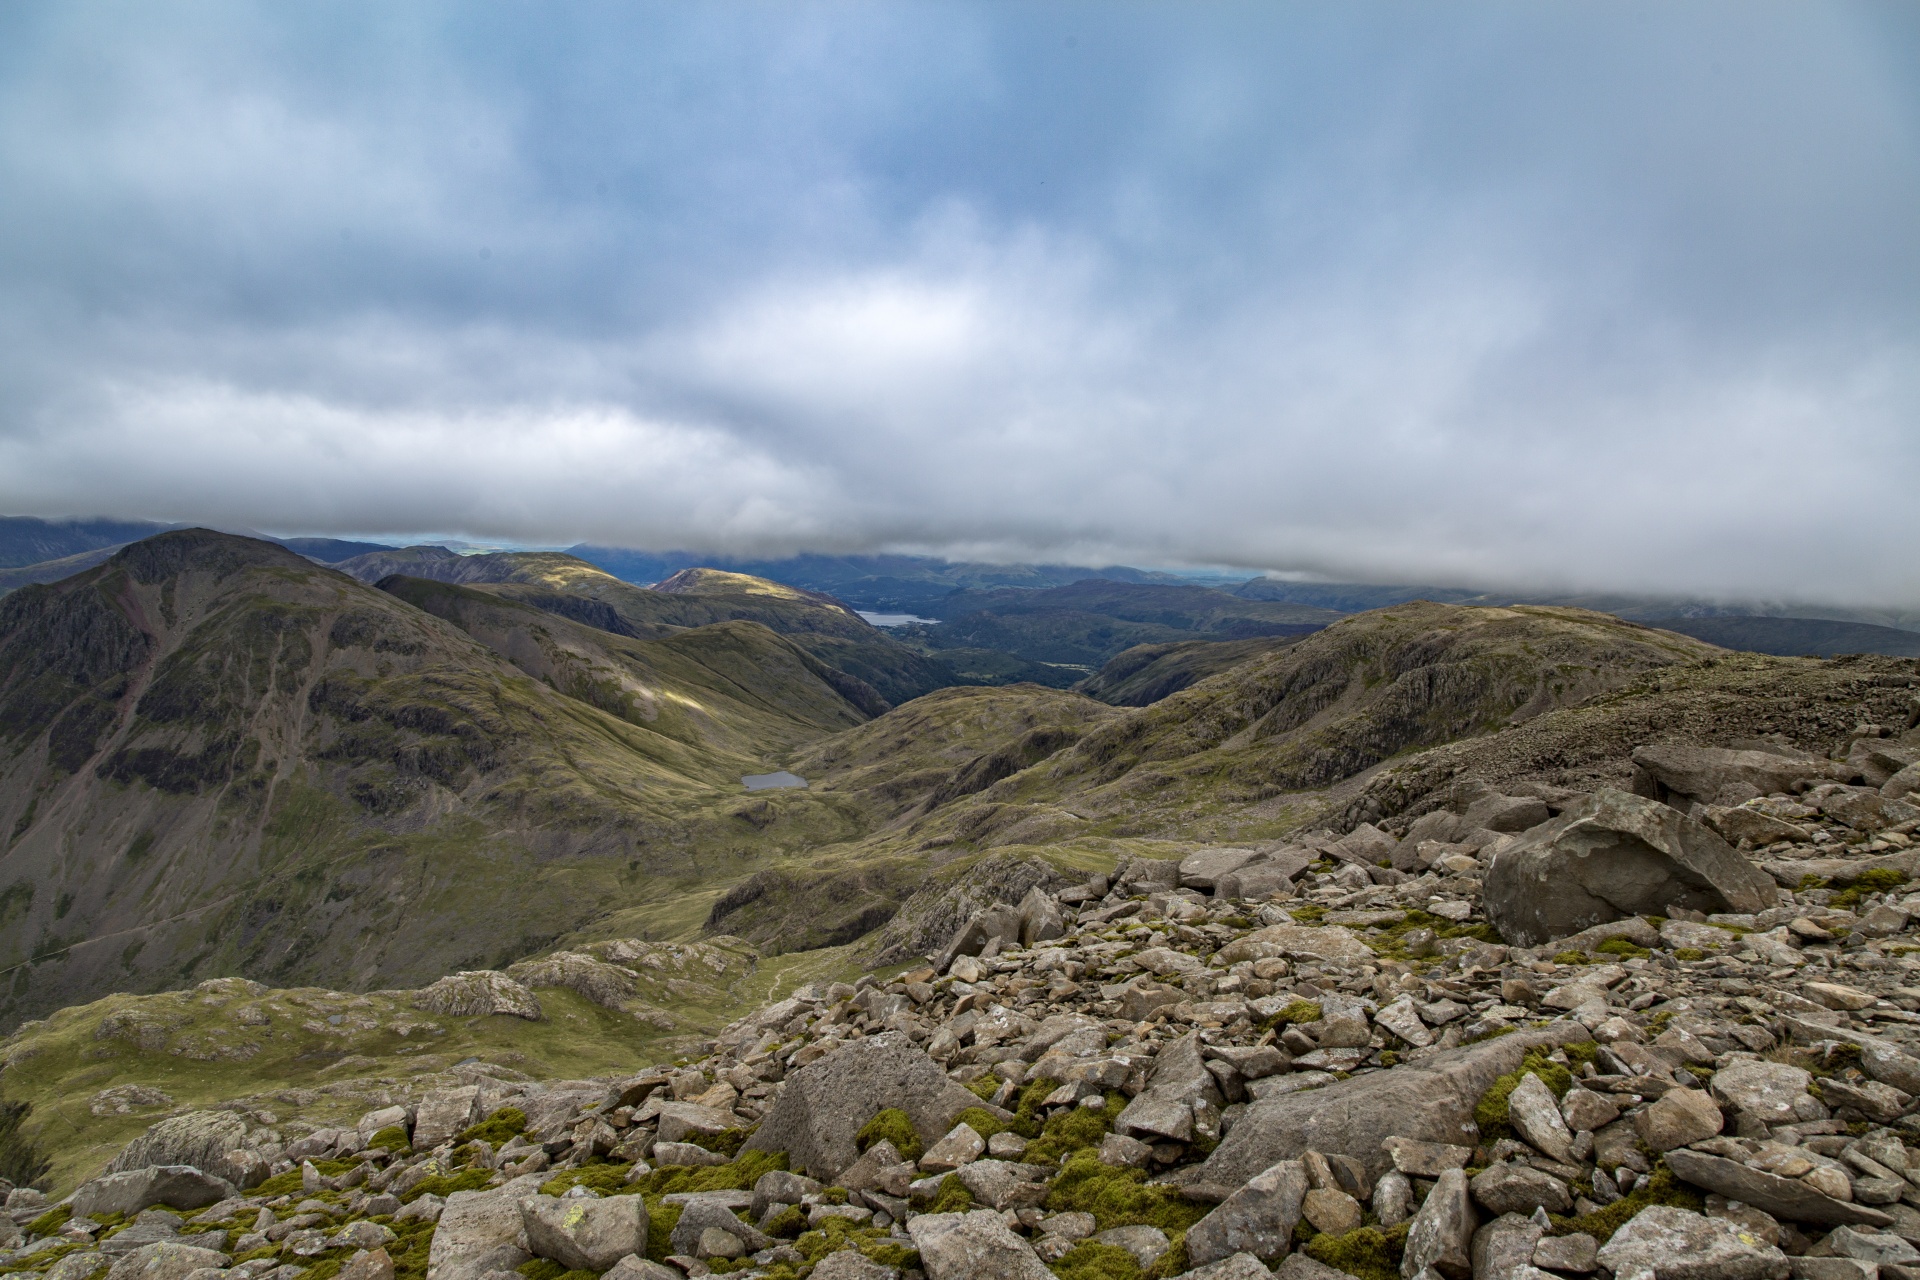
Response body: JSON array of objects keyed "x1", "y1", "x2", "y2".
[
  {"x1": 653, "y1": 1142, "x2": 730, "y2": 1167},
  {"x1": 1713, "y1": 1061, "x2": 1817, "y2": 1126},
  {"x1": 413, "y1": 1086, "x2": 482, "y2": 1151},
  {"x1": 1016, "y1": 888, "x2": 1066, "y2": 948},
  {"x1": 1470, "y1": 1163, "x2": 1572, "y2": 1216},
  {"x1": 1098, "y1": 1133, "x2": 1153, "y2": 1168},
  {"x1": 955, "y1": 1161, "x2": 1049, "y2": 1212},
  {"x1": 1819, "y1": 1078, "x2": 1911, "y2": 1123},
  {"x1": 1632, "y1": 744, "x2": 1842, "y2": 808},
  {"x1": 1274, "y1": 1257, "x2": 1355, "y2": 1280},
  {"x1": 1218, "y1": 858, "x2": 1312, "y2": 900},
  {"x1": 1595, "y1": 1205, "x2": 1788, "y2": 1280},
  {"x1": 1634, "y1": 1087, "x2": 1723, "y2": 1152},
  {"x1": 521, "y1": 1194, "x2": 649, "y2": 1272},
  {"x1": 905, "y1": 1210, "x2": 1053, "y2": 1280},
  {"x1": 1470, "y1": 1213, "x2": 1545, "y2": 1280},
  {"x1": 668, "y1": 1201, "x2": 771, "y2": 1258},
  {"x1": 105, "y1": 1111, "x2": 263, "y2": 1189},
  {"x1": 1816, "y1": 1225, "x2": 1920, "y2": 1264},
  {"x1": 656, "y1": 1103, "x2": 735, "y2": 1146},
  {"x1": 1506, "y1": 1073, "x2": 1575, "y2": 1164},
  {"x1": 1706, "y1": 806, "x2": 1811, "y2": 847},
  {"x1": 1240, "y1": 923, "x2": 1375, "y2": 964},
  {"x1": 1116, "y1": 1032, "x2": 1223, "y2": 1143},
  {"x1": 428, "y1": 1187, "x2": 535, "y2": 1280},
  {"x1": 1401, "y1": 1167, "x2": 1475, "y2": 1280},
  {"x1": 1807, "y1": 982, "x2": 1877, "y2": 1012},
  {"x1": 919, "y1": 1124, "x2": 986, "y2": 1173},
  {"x1": 699, "y1": 1227, "x2": 744, "y2": 1259},
  {"x1": 103, "y1": 1243, "x2": 233, "y2": 1280},
  {"x1": 1560, "y1": 1087, "x2": 1620, "y2": 1133},
  {"x1": 1533, "y1": 1233, "x2": 1597, "y2": 1273},
  {"x1": 809, "y1": 1251, "x2": 899, "y2": 1280},
  {"x1": 751, "y1": 1170, "x2": 823, "y2": 1220},
  {"x1": 1186, "y1": 1157, "x2": 1309, "y2": 1266},
  {"x1": 1374, "y1": 1171, "x2": 1414, "y2": 1227},
  {"x1": 412, "y1": 971, "x2": 543, "y2": 1020},
  {"x1": 1886, "y1": 762, "x2": 1920, "y2": 803},
  {"x1": 1483, "y1": 788, "x2": 1778, "y2": 946},
  {"x1": 1197, "y1": 1024, "x2": 1589, "y2": 1185},
  {"x1": 339, "y1": 1249, "x2": 397, "y2": 1280},
  {"x1": 1335, "y1": 823, "x2": 1401, "y2": 866},
  {"x1": 1462, "y1": 794, "x2": 1552, "y2": 834},
  {"x1": 1185, "y1": 1255, "x2": 1280, "y2": 1280},
  {"x1": 1376, "y1": 997, "x2": 1435, "y2": 1049},
  {"x1": 1181, "y1": 848, "x2": 1265, "y2": 891},
  {"x1": 744, "y1": 1033, "x2": 987, "y2": 1180},
  {"x1": 1092, "y1": 1226, "x2": 1170, "y2": 1270},
  {"x1": 1790, "y1": 1259, "x2": 1876, "y2": 1280},
  {"x1": 1662, "y1": 1150, "x2": 1893, "y2": 1228},
  {"x1": 1382, "y1": 1137, "x2": 1473, "y2": 1177},
  {"x1": 72, "y1": 1167, "x2": 238, "y2": 1218},
  {"x1": 1301, "y1": 1187, "x2": 1364, "y2": 1235}
]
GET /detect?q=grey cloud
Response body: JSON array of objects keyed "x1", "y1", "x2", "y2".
[{"x1": 0, "y1": 1, "x2": 1915, "y2": 603}]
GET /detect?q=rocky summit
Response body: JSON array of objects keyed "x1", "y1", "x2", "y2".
[{"x1": 8, "y1": 691, "x2": 1920, "y2": 1280}]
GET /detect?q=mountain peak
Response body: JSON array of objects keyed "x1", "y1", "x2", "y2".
[
  {"x1": 106, "y1": 528, "x2": 310, "y2": 583},
  {"x1": 654, "y1": 567, "x2": 848, "y2": 610}
]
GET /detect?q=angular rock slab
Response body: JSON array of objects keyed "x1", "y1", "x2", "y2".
[
  {"x1": 73, "y1": 1166, "x2": 237, "y2": 1219},
  {"x1": 1483, "y1": 788, "x2": 1778, "y2": 947},
  {"x1": 1663, "y1": 1149, "x2": 1893, "y2": 1229},
  {"x1": 104, "y1": 1111, "x2": 261, "y2": 1189},
  {"x1": 427, "y1": 1187, "x2": 535, "y2": 1280},
  {"x1": 103, "y1": 1242, "x2": 231, "y2": 1280},
  {"x1": 1195, "y1": 1024, "x2": 1589, "y2": 1185},
  {"x1": 521, "y1": 1194, "x2": 649, "y2": 1271},
  {"x1": 906, "y1": 1209, "x2": 1053, "y2": 1280},
  {"x1": 1186, "y1": 1158, "x2": 1308, "y2": 1266},
  {"x1": 1594, "y1": 1205, "x2": 1788, "y2": 1280},
  {"x1": 1402, "y1": 1167, "x2": 1476, "y2": 1280},
  {"x1": 744, "y1": 1032, "x2": 987, "y2": 1180}
]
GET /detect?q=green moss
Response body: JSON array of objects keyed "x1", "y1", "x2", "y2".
[
  {"x1": 459, "y1": 1107, "x2": 528, "y2": 1147},
  {"x1": 541, "y1": 1163, "x2": 634, "y2": 1197},
  {"x1": 627, "y1": 1148, "x2": 788, "y2": 1199},
  {"x1": 920, "y1": 1174, "x2": 976, "y2": 1214},
  {"x1": 1302, "y1": 1224, "x2": 1408, "y2": 1280},
  {"x1": 1045, "y1": 1152, "x2": 1208, "y2": 1235},
  {"x1": 856, "y1": 1108, "x2": 923, "y2": 1161},
  {"x1": 1290, "y1": 904, "x2": 1327, "y2": 922},
  {"x1": 368, "y1": 1125, "x2": 412, "y2": 1153},
  {"x1": 691, "y1": 1126, "x2": 755, "y2": 1158},
  {"x1": 1672, "y1": 948, "x2": 1706, "y2": 962},
  {"x1": 1552, "y1": 950, "x2": 1590, "y2": 965},
  {"x1": 0, "y1": 1243, "x2": 84, "y2": 1275},
  {"x1": 967, "y1": 1076, "x2": 1001, "y2": 1101},
  {"x1": 517, "y1": 1262, "x2": 575, "y2": 1280},
  {"x1": 1260, "y1": 999, "x2": 1322, "y2": 1032},
  {"x1": 1550, "y1": 1164, "x2": 1702, "y2": 1243},
  {"x1": 1008, "y1": 1079, "x2": 1063, "y2": 1139},
  {"x1": 1829, "y1": 868, "x2": 1908, "y2": 909},
  {"x1": 647, "y1": 1202, "x2": 683, "y2": 1261},
  {"x1": 1050, "y1": 1241, "x2": 1142, "y2": 1280},
  {"x1": 26, "y1": 1205, "x2": 72, "y2": 1237},
  {"x1": 1027, "y1": 1095, "x2": 1127, "y2": 1166},
  {"x1": 762, "y1": 1206, "x2": 808, "y2": 1237},
  {"x1": 1474, "y1": 1046, "x2": 1596, "y2": 1142},
  {"x1": 1595, "y1": 938, "x2": 1650, "y2": 959},
  {"x1": 405, "y1": 1167, "x2": 493, "y2": 1201},
  {"x1": 948, "y1": 1106, "x2": 1004, "y2": 1139}
]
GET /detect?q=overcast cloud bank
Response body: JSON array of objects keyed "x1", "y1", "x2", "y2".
[{"x1": 0, "y1": 1, "x2": 1915, "y2": 602}]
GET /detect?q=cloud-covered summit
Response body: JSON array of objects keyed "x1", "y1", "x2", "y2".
[{"x1": 0, "y1": 2, "x2": 1915, "y2": 603}]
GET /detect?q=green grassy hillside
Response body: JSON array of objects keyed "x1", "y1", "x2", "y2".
[{"x1": 1074, "y1": 636, "x2": 1305, "y2": 705}]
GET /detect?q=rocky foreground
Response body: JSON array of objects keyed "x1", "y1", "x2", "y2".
[{"x1": 6, "y1": 730, "x2": 1920, "y2": 1280}]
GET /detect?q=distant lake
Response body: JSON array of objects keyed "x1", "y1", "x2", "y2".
[
  {"x1": 856, "y1": 610, "x2": 937, "y2": 627},
  {"x1": 742, "y1": 771, "x2": 808, "y2": 791}
]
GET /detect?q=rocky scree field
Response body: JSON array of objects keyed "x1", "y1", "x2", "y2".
[{"x1": 9, "y1": 693, "x2": 1920, "y2": 1280}]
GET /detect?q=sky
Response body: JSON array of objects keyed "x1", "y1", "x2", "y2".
[{"x1": 0, "y1": 2, "x2": 1916, "y2": 603}]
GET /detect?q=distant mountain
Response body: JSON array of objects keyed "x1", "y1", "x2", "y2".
[
  {"x1": 1075, "y1": 635, "x2": 1307, "y2": 705},
  {"x1": 272, "y1": 536, "x2": 395, "y2": 562},
  {"x1": 1643, "y1": 615, "x2": 1920, "y2": 658},
  {"x1": 0, "y1": 517, "x2": 175, "y2": 568},
  {"x1": 566, "y1": 547, "x2": 1193, "y2": 612},
  {"x1": 0, "y1": 530, "x2": 873, "y2": 1028}
]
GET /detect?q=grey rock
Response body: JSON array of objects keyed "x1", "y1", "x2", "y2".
[
  {"x1": 1663, "y1": 1149, "x2": 1893, "y2": 1228},
  {"x1": 1632, "y1": 744, "x2": 1843, "y2": 807},
  {"x1": 1183, "y1": 1254, "x2": 1280, "y2": 1280},
  {"x1": 1373, "y1": 1171, "x2": 1414, "y2": 1227},
  {"x1": 655, "y1": 1103, "x2": 735, "y2": 1146},
  {"x1": 604, "y1": 1258, "x2": 686, "y2": 1280},
  {"x1": 521, "y1": 1194, "x2": 649, "y2": 1272},
  {"x1": 412, "y1": 971, "x2": 542, "y2": 1021},
  {"x1": 103, "y1": 1243, "x2": 231, "y2": 1280},
  {"x1": 668, "y1": 1202, "x2": 770, "y2": 1258},
  {"x1": 1634, "y1": 1087, "x2": 1722, "y2": 1152},
  {"x1": 105, "y1": 1112, "x2": 263, "y2": 1189},
  {"x1": 1470, "y1": 1213, "x2": 1545, "y2": 1280},
  {"x1": 1505, "y1": 1074, "x2": 1574, "y2": 1164},
  {"x1": 1788, "y1": 1259, "x2": 1875, "y2": 1280},
  {"x1": 750, "y1": 1170, "x2": 821, "y2": 1222},
  {"x1": 954, "y1": 1161, "x2": 1049, "y2": 1212},
  {"x1": 1819, "y1": 1077, "x2": 1912, "y2": 1124},
  {"x1": 1180, "y1": 848, "x2": 1265, "y2": 892},
  {"x1": 427, "y1": 1188, "x2": 534, "y2": 1280},
  {"x1": 1092, "y1": 1226, "x2": 1170, "y2": 1270},
  {"x1": 905, "y1": 1210, "x2": 1052, "y2": 1280},
  {"x1": 1016, "y1": 888, "x2": 1065, "y2": 948},
  {"x1": 810, "y1": 1251, "x2": 899, "y2": 1280},
  {"x1": 339, "y1": 1248, "x2": 396, "y2": 1280},
  {"x1": 1116, "y1": 1032, "x2": 1223, "y2": 1143},
  {"x1": 1533, "y1": 1233, "x2": 1597, "y2": 1273},
  {"x1": 73, "y1": 1167, "x2": 238, "y2": 1218},
  {"x1": 1462, "y1": 794, "x2": 1552, "y2": 834},
  {"x1": 1713, "y1": 1061, "x2": 1816, "y2": 1127},
  {"x1": 652, "y1": 1142, "x2": 729, "y2": 1167},
  {"x1": 919, "y1": 1123, "x2": 987, "y2": 1173},
  {"x1": 743, "y1": 1033, "x2": 986, "y2": 1180},
  {"x1": 412, "y1": 1086, "x2": 481, "y2": 1151},
  {"x1": 1197, "y1": 1024, "x2": 1589, "y2": 1185},
  {"x1": 1274, "y1": 1257, "x2": 1355, "y2": 1280},
  {"x1": 1815, "y1": 1225, "x2": 1920, "y2": 1264},
  {"x1": 1186, "y1": 1158, "x2": 1308, "y2": 1266},
  {"x1": 1595, "y1": 1205, "x2": 1788, "y2": 1280},
  {"x1": 1097, "y1": 1133, "x2": 1152, "y2": 1168},
  {"x1": 1401, "y1": 1167, "x2": 1475, "y2": 1279},
  {"x1": 1469, "y1": 1164, "x2": 1571, "y2": 1216},
  {"x1": 1484, "y1": 789, "x2": 1778, "y2": 946}
]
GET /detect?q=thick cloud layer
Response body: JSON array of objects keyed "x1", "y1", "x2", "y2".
[{"x1": 1, "y1": 2, "x2": 1915, "y2": 602}]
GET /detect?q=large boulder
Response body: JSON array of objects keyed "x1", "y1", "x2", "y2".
[
  {"x1": 1115, "y1": 1032, "x2": 1223, "y2": 1143},
  {"x1": 1594, "y1": 1205, "x2": 1788, "y2": 1280},
  {"x1": 743, "y1": 1032, "x2": 988, "y2": 1180},
  {"x1": 1632, "y1": 743, "x2": 1847, "y2": 808},
  {"x1": 1194, "y1": 1025, "x2": 1589, "y2": 1185},
  {"x1": 103, "y1": 1242, "x2": 231, "y2": 1280},
  {"x1": 1185, "y1": 1158, "x2": 1308, "y2": 1266},
  {"x1": 427, "y1": 1182, "x2": 543, "y2": 1280},
  {"x1": 104, "y1": 1111, "x2": 264, "y2": 1189},
  {"x1": 1483, "y1": 789, "x2": 1777, "y2": 947},
  {"x1": 521, "y1": 1195, "x2": 649, "y2": 1271},
  {"x1": 906, "y1": 1210, "x2": 1052, "y2": 1280},
  {"x1": 411, "y1": 1085, "x2": 481, "y2": 1151},
  {"x1": 72, "y1": 1167, "x2": 236, "y2": 1218}
]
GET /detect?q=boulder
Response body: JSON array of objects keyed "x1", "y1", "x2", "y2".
[
  {"x1": 1469, "y1": 1163, "x2": 1571, "y2": 1216},
  {"x1": 1635, "y1": 1088, "x2": 1723, "y2": 1152},
  {"x1": 1189, "y1": 1254, "x2": 1281, "y2": 1280},
  {"x1": 1115, "y1": 1032, "x2": 1223, "y2": 1143},
  {"x1": 1505, "y1": 1073, "x2": 1574, "y2": 1163},
  {"x1": 1114, "y1": 858, "x2": 1182, "y2": 895},
  {"x1": 1712, "y1": 1061, "x2": 1816, "y2": 1126},
  {"x1": 1461, "y1": 793, "x2": 1551, "y2": 834},
  {"x1": 1333, "y1": 823, "x2": 1400, "y2": 867},
  {"x1": 103, "y1": 1243, "x2": 231, "y2": 1280},
  {"x1": 1704, "y1": 805, "x2": 1810, "y2": 847},
  {"x1": 1185, "y1": 1158, "x2": 1308, "y2": 1266},
  {"x1": 1180, "y1": 848, "x2": 1265, "y2": 891},
  {"x1": 1470, "y1": 1213, "x2": 1545, "y2": 1280},
  {"x1": 1482, "y1": 789, "x2": 1778, "y2": 947},
  {"x1": 1402, "y1": 1167, "x2": 1475, "y2": 1279},
  {"x1": 1237, "y1": 923, "x2": 1375, "y2": 965},
  {"x1": 743, "y1": 1032, "x2": 988, "y2": 1180},
  {"x1": 427, "y1": 1185, "x2": 536, "y2": 1280},
  {"x1": 72, "y1": 1167, "x2": 237, "y2": 1218},
  {"x1": 955, "y1": 1160, "x2": 1050, "y2": 1211},
  {"x1": 1594, "y1": 1205, "x2": 1788, "y2": 1280},
  {"x1": 412, "y1": 1086, "x2": 481, "y2": 1151},
  {"x1": 936, "y1": 904, "x2": 1023, "y2": 973},
  {"x1": 1632, "y1": 744, "x2": 1845, "y2": 807},
  {"x1": 104, "y1": 1112, "x2": 263, "y2": 1189},
  {"x1": 1195, "y1": 1024, "x2": 1589, "y2": 1185},
  {"x1": 810, "y1": 1252, "x2": 899, "y2": 1280},
  {"x1": 339, "y1": 1248, "x2": 396, "y2": 1280},
  {"x1": 1886, "y1": 762, "x2": 1920, "y2": 803},
  {"x1": 521, "y1": 1194, "x2": 648, "y2": 1271},
  {"x1": 605, "y1": 1258, "x2": 683, "y2": 1280},
  {"x1": 1662, "y1": 1150, "x2": 1892, "y2": 1228},
  {"x1": 413, "y1": 971, "x2": 542, "y2": 1020},
  {"x1": 656, "y1": 1102, "x2": 735, "y2": 1145},
  {"x1": 1015, "y1": 888, "x2": 1065, "y2": 947},
  {"x1": 668, "y1": 1200, "x2": 770, "y2": 1257},
  {"x1": 905, "y1": 1210, "x2": 1053, "y2": 1280}
]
